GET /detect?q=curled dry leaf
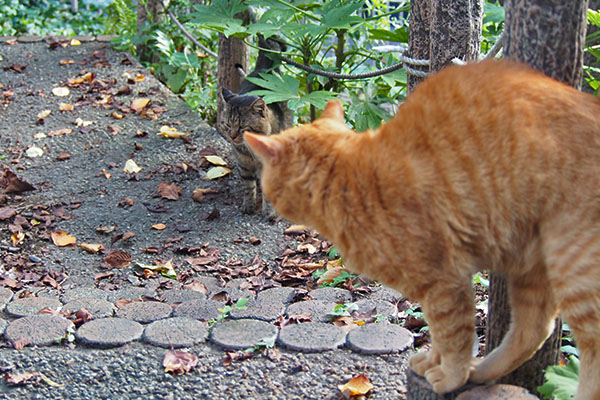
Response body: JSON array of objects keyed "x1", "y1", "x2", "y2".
[
  {"x1": 131, "y1": 97, "x2": 150, "y2": 112},
  {"x1": 204, "y1": 155, "x2": 227, "y2": 166},
  {"x1": 101, "y1": 169, "x2": 111, "y2": 179},
  {"x1": 74, "y1": 117, "x2": 93, "y2": 127},
  {"x1": 51, "y1": 87, "x2": 70, "y2": 97},
  {"x1": 163, "y1": 349, "x2": 198, "y2": 375},
  {"x1": 37, "y1": 109, "x2": 51, "y2": 120},
  {"x1": 13, "y1": 337, "x2": 30, "y2": 350},
  {"x1": 59, "y1": 59, "x2": 74, "y2": 65},
  {"x1": 284, "y1": 224, "x2": 310, "y2": 235},
  {"x1": 11, "y1": 231, "x2": 24, "y2": 246},
  {"x1": 80, "y1": 243, "x2": 103, "y2": 254},
  {"x1": 205, "y1": 166, "x2": 231, "y2": 180},
  {"x1": 159, "y1": 125, "x2": 188, "y2": 139},
  {"x1": 191, "y1": 188, "x2": 218, "y2": 203},
  {"x1": 59, "y1": 103, "x2": 74, "y2": 111},
  {"x1": 50, "y1": 231, "x2": 77, "y2": 247},
  {"x1": 158, "y1": 182, "x2": 181, "y2": 201},
  {"x1": 151, "y1": 223, "x2": 166, "y2": 231},
  {"x1": 123, "y1": 159, "x2": 141, "y2": 174},
  {"x1": 25, "y1": 146, "x2": 44, "y2": 158},
  {"x1": 316, "y1": 266, "x2": 349, "y2": 285},
  {"x1": 48, "y1": 128, "x2": 72, "y2": 136},
  {"x1": 1, "y1": 168, "x2": 35, "y2": 193},
  {"x1": 134, "y1": 74, "x2": 145, "y2": 82},
  {"x1": 338, "y1": 374, "x2": 374, "y2": 398},
  {"x1": 103, "y1": 250, "x2": 131, "y2": 269}
]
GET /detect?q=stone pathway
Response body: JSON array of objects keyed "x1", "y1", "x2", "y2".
[{"x1": 0, "y1": 281, "x2": 413, "y2": 354}]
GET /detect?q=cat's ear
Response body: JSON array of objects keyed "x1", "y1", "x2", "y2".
[
  {"x1": 244, "y1": 132, "x2": 283, "y2": 165},
  {"x1": 252, "y1": 98, "x2": 267, "y2": 117},
  {"x1": 320, "y1": 100, "x2": 344, "y2": 123},
  {"x1": 222, "y1": 88, "x2": 236, "y2": 103}
]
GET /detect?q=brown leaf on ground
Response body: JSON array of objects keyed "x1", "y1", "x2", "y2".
[
  {"x1": 103, "y1": 250, "x2": 131, "y2": 269},
  {"x1": 5, "y1": 371, "x2": 37, "y2": 385},
  {"x1": 163, "y1": 350, "x2": 198, "y2": 375},
  {"x1": 338, "y1": 374, "x2": 374, "y2": 398},
  {"x1": 122, "y1": 231, "x2": 136, "y2": 241},
  {"x1": 158, "y1": 182, "x2": 181, "y2": 201},
  {"x1": 115, "y1": 298, "x2": 137, "y2": 309},
  {"x1": 0, "y1": 168, "x2": 35, "y2": 193},
  {"x1": 12, "y1": 337, "x2": 30, "y2": 350},
  {"x1": 48, "y1": 128, "x2": 73, "y2": 136},
  {"x1": 50, "y1": 231, "x2": 77, "y2": 247},
  {"x1": 222, "y1": 351, "x2": 254, "y2": 366},
  {"x1": 316, "y1": 266, "x2": 349, "y2": 286},
  {"x1": 182, "y1": 280, "x2": 208, "y2": 294},
  {"x1": 80, "y1": 243, "x2": 103, "y2": 254},
  {"x1": 70, "y1": 308, "x2": 93, "y2": 327},
  {"x1": 56, "y1": 152, "x2": 71, "y2": 161},
  {"x1": 118, "y1": 197, "x2": 134, "y2": 208},
  {"x1": 151, "y1": 223, "x2": 166, "y2": 231},
  {"x1": 107, "y1": 125, "x2": 121, "y2": 135},
  {"x1": 131, "y1": 98, "x2": 150, "y2": 112},
  {"x1": 94, "y1": 271, "x2": 114, "y2": 281},
  {"x1": 191, "y1": 187, "x2": 218, "y2": 203},
  {"x1": 275, "y1": 312, "x2": 312, "y2": 328},
  {"x1": 202, "y1": 207, "x2": 220, "y2": 221},
  {"x1": 0, "y1": 207, "x2": 16, "y2": 220}
]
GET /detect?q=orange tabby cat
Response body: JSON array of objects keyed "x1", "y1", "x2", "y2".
[{"x1": 244, "y1": 59, "x2": 600, "y2": 398}]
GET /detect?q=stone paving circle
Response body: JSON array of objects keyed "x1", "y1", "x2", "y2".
[
  {"x1": 116, "y1": 301, "x2": 173, "y2": 323},
  {"x1": 229, "y1": 299, "x2": 286, "y2": 321},
  {"x1": 143, "y1": 317, "x2": 209, "y2": 348},
  {"x1": 285, "y1": 299, "x2": 336, "y2": 323},
  {"x1": 107, "y1": 287, "x2": 157, "y2": 303},
  {"x1": 5, "y1": 297, "x2": 63, "y2": 317},
  {"x1": 309, "y1": 287, "x2": 352, "y2": 303},
  {"x1": 61, "y1": 287, "x2": 109, "y2": 303},
  {"x1": 0, "y1": 318, "x2": 8, "y2": 336},
  {"x1": 210, "y1": 319, "x2": 278, "y2": 350},
  {"x1": 159, "y1": 289, "x2": 206, "y2": 304},
  {"x1": 278, "y1": 322, "x2": 347, "y2": 352},
  {"x1": 76, "y1": 317, "x2": 144, "y2": 347},
  {"x1": 172, "y1": 299, "x2": 224, "y2": 321},
  {"x1": 5, "y1": 315, "x2": 74, "y2": 346},
  {"x1": 347, "y1": 322, "x2": 414, "y2": 354},
  {"x1": 256, "y1": 286, "x2": 297, "y2": 304},
  {"x1": 0, "y1": 287, "x2": 13, "y2": 310},
  {"x1": 62, "y1": 298, "x2": 116, "y2": 319}
]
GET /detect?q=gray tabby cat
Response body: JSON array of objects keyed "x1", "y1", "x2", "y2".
[{"x1": 221, "y1": 35, "x2": 293, "y2": 217}]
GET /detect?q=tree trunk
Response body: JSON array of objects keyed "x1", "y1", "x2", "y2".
[
  {"x1": 408, "y1": 0, "x2": 483, "y2": 93},
  {"x1": 487, "y1": 0, "x2": 588, "y2": 393}
]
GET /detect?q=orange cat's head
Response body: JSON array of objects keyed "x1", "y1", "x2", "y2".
[{"x1": 244, "y1": 100, "x2": 353, "y2": 224}]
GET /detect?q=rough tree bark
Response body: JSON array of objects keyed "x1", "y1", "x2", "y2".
[
  {"x1": 408, "y1": 0, "x2": 483, "y2": 93},
  {"x1": 487, "y1": 0, "x2": 588, "y2": 393},
  {"x1": 216, "y1": 34, "x2": 249, "y2": 131}
]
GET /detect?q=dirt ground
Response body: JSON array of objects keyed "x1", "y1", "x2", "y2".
[{"x1": 0, "y1": 39, "x2": 414, "y2": 399}]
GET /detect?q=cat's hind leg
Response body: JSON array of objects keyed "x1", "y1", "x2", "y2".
[
  {"x1": 409, "y1": 280, "x2": 475, "y2": 394},
  {"x1": 469, "y1": 262, "x2": 558, "y2": 383}
]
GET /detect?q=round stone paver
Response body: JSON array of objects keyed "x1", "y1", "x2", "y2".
[
  {"x1": 210, "y1": 319, "x2": 278, "y2": 350},
  {"x1": 5, "y1": 315, "x2": 74, "y2": 346},
  {"x1": 256, "y1": 287, "x2": 296, "y2": 304},
  {"x1": 143, "y1": 317, "x2": 209, "y2": 348},
  {"x1": 0, "y1": 287, "x2": 13, "y2": 310},
  {"x1": 278, "y1": 322, "x2": 346, "y2": 352},
  {"x1": 347, "y1": 322, "x2": 413, "y2": 354},
  {"x1": 0, "y1": 318, "x2": 7, "y2": 335},
  {"x1": 354, "y1": 299, "x2": 398, "y2": 319},
  {"x1": 285, "y1": 300, "x2": 336, "y2": 323},
  {"x1": 107, "y1": 287, "x2": 156, "y2": 303},
  {"x1": 61, "y1": 287, "x2": 108, "y2": 303},
  {"x1": 309, "y1": 287, "x2": 352, "y2": 303},
  {"x1": 63, "y1": 298, "x2": 115, "y2": 319},
  {"x1": 76, "y1": 318, "x2": 144, "y2": 347},
  {"x1": 159, "y1": 289, "x2": 206, "y2": 304},
  {"x1": 369, "y1": 286, "x2": 404, "y2": 303},
  {"x1": 172, "y1": 299, "x2": 223, "y2": 321},
  {"x1": 5, "y1": 297, "x2": 63, "y2": 317},
  {"x1": 116, "y1": 301, "x2": 172, "y2": 323},
  {"x1": 210, "y1": 287, "x2": 254, "y2": 302},
  {"x1": 229, "y1": 299, "x2": 286, "y2": 321},
  {"x1": 194, "y1": 276, "x2": 223, "y2": 294}
]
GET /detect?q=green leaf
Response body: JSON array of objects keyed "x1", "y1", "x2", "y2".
[
  {"x1": 588, "y1": 9, "x2": 600, "y2": 27},
  {"x1": 483, "y1": 2, "x2": 505, "y2": 25},
  {"x1": 368, "y1": 27, "x2": 409, "y2": 43},
  {"x1": 537, "y1": 356, "x2": 579, "y2": 400},
  {"x1": 246, "y1": 73, "x2": 301, "y2": 104},
  {"x1": 298, "y1": 90, "x2": 337, "y2": 110},
  {"x1": 320, "y1": 0, "x2": 365, "y2": 29}
]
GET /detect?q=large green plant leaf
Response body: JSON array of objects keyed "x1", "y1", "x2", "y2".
[
  {"x1": 191, "y1": 0, "x2": 248, "y2": 38},
  {"x1": 537, "y1": 356, "x2": 579, "y2": 400},
  {"x1": 320, "y1": 0, "x2": 365, "y2": 30},
  {"x1": 246, "y1": 73, "x2": 300, "y2": 103}
]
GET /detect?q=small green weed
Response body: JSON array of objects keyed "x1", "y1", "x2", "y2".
[
  {"x1": 328, "y1": 302, "x2": 358, "y2": 317},
  {"x1": 208, "y1": 297, "x2": 249, "y2": 328}
]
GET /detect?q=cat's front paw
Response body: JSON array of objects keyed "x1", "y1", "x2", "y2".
[
  {"x1": 241, "y1": 199, "x2": 258, "y2": 214},
  {"x1": 424, "y1": 365, "x2": 469, "y2": 394},
  {"x1": 409, "y1": 351, "x2": 439, "y2": 376}
]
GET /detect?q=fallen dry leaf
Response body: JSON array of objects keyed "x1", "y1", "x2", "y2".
[
  {"x1": 51, "y1": 87, "x2": 70, "y2": 97},
  {"x1": 158, "y1": 182, "x2": 181, "y2": 201},
  {"x1": 163, "y1": 350, "x2": 198, "y2": 375},
  {"x1": 101, "y1": 169, "x2": 111, "y2": 179},
  {"x1": 74, "y1": 117, "x2": 93, "y2": 127},
  {"x1": 51, "y1": 231, "x2": 77, "y2": 247},
  {"x1": 5, "y1": 371, "x2": 63, "y2": 387},
  {"x1": 123, "y1": 159, "x2": 141, "y2": 173},
  {"x1": 25, "y1": 146, "x2": 44, "y2": 158},
  {"x1": 191, "y1": 188, "x2": 218, "y2": 203},
  {"x1": 0, "y1": 168, "x2": 35, "y2": 193},
  {"x1": 134, "y1": 74, "x2": 145, "y2": 82},
  {"x1": 59, "y1": 103, "x2": 74, "y2": 111},
  {"x1": 13, "y1": 337, "x2": 30, "y2": 350},
  {"x1": 48, "y1": 128, "x2": 72, "y2": 136},
  {"x1": 204, "y1": 155, "x2": 227, "y2": 166},
  {"x1": 316, "y1": 266, "x2": 349, "y2": 285},
  {"x1": 0, "y1": 207, "x2": 16, "y2": 220},
  {"x1": 56, "y1": 152, "x2": 71, "y2": 161},
  {"x1": 70, "y1": 38, "x2": 81, "y2": 46},
  {"x1": 158, "y1": 125, "x2": 188, "y2": 139},
  {"x1": 284, "y1": 224, "x2": 310, "y2": 234},
  {"x1": 103, "y1": 250, "x2": 131, "y2": 269},
  {"x1": 59, "y1": 59, "x2": 74, "y2": 65},
  {"x1": 338, "y1": 374, "x2": 374, "y2": 398},
  {"x1": 11, "y1": 231, "x2": 24, "y2": 246},
  {"x1": 131, "y1": 97, "x2": 150, "y2": 112},
  {"x1": 80, "y1": 243, "x2": 103, "y2": 254},
  {"x1": 152, "y1": 223, "x2": 166, "y2": 231},
  {"x1": 205, "y1": 166, "x2": 231, "y2": 180},
  {"x1": 37, "y1": 109, "x2": 51, "y2": 120}
]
